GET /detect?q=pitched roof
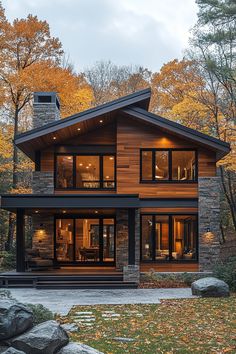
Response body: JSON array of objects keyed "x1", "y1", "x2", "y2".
[{"x1": 15, "y1": 87, "x2": 230, "y2": 161}]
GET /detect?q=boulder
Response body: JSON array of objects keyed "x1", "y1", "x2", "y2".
[
  {"x1": 0, "y1": 300, "x2": 33, "y2": 340},
  {"x1": 191, "y1": 277, "x2": 230, "y2": 297},
  {"x1": 58, "y1": 342, "x2": 104, "y2": 354},
  {"x1": 2, "y1": 348, "x2": 25, "y2": 354},
  {"x1": 11, "y1": 320, "x2": 69, "y2": 354}
]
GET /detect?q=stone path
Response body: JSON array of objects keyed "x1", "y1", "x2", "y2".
[{"x1": 9, "y1": 288, "x2": 195, "y2": 315}]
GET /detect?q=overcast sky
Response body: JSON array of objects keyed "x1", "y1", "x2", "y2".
[{"x1": 2, "y1": 0, "x2": 198, "y2": 73}]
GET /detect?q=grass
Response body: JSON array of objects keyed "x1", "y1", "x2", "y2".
[{"x1": 58, "y1": 296, "x2": 236, "y2": 354}]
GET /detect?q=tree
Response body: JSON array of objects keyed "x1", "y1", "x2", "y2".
[
  {"x1": 0, "y1": 4, "x2": 93, "y2": 250},
  {"x1": 84, "y1": 60, "x2": 150, "y2": 105},
  {"x1": 189, "y1": 0, "x2": 236, "y2": 233}
]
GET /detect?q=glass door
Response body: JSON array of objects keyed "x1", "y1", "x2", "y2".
[{"x1": 55, "y1": 216, "x2": 115, "y2": 264}]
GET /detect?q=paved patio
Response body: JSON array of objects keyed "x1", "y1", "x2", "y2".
[{"x1": 9, "y1": 288, "x2": 195, "y2": 315}]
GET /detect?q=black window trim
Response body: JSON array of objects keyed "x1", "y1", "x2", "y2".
[
  {"x1": 55, "y1": 152, "x2": 116, "y2": 190},
  {"x1": 140, "y1": 148, "x2": 198, "y2": 183},
  {"x1": 140, "y1": 213, "x2": 199, "y2": 263}
]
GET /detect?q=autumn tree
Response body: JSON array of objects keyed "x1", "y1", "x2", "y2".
[
  {"x1": 189, "y1": 0, "x2": 236, "y2": 233},
  {"x1": 0, "y1": 3, "x2": 93, "y2": 250}
]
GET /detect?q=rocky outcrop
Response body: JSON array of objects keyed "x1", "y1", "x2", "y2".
[
  {"x1": 191, "y1": 277, "x2": 230, "y2": 297},
  {"x1": 11, "y1": 320, "x2": 68, "y2": 354},
  {"x1": 0, "y1": 301, "x2": 33, "y2": 340},
  {"x1": 2, "y1": 348, "x2": 25, "y2": 354},
  {"x1": 58, "y1": 342, "x2": 104, "y2": 354}
]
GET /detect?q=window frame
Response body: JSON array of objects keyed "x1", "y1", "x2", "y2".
[
  {"x1": 55, "y1": 153, "x2": 116, "y2": 190},
  {"x1": 140, "y1": 148, "x2": 198, "y2": 183},
  {"x1": 140, "y1": 213, "x2": 198, "y2": 263}
]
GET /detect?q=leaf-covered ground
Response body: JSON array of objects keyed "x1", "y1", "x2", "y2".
[{"x1": 59, "y1": 296, "x2": 236, "y2": 354}]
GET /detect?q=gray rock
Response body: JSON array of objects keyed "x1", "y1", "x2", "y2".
[
  {"x1": 191, "y1": 277, "x2": 230, "y2": 297},
  {"x1": 11, "y1": 320, "x2": 69, "y2": 354},
  {"x1": 2, "y1": 348, "x2": 25, "y2": 354},
  {"x1": 0, "y1": 300, "x2": 33, "y2": 340},
  {"x1": 58, "y1": 342, "x2": 104, "y2": 354},
  {"x1": 113, "y1": 337, "x2": 135, "y2": 343},
  {"x1": 61, "y1": 323, "x2": 79, "y2": 332}
]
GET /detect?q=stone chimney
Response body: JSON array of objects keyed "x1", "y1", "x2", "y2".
[{"x1": 33, "y1": 92, "x2": 60, "y2": 129}]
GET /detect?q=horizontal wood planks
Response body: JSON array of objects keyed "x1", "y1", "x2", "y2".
[
  {"x1": 140, "y1": 262, "x2": 199, "y2": 272},
  {"x1": 116, "y1": 116, "x2": 216, "y2": 198}
]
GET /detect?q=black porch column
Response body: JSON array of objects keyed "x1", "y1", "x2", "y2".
[
  {"x1": 128, "y1": 208, "x2": 136, "y2": 265},
  {"x1": 16, "y1": 208, "x2": 25, "y2": 272}
]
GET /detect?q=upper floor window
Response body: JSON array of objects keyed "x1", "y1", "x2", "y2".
[
  {"x1": 56, "y1": 154, "x2": 115, "y2": 189},
  {"x1": 141, "y1": 149, "x2": 197, "y2": 182}
]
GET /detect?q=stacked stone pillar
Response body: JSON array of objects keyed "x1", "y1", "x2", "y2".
[{"x1": 198, "y1": 177, "x2": 221, "y2": 271}]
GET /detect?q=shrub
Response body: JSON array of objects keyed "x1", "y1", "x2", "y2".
[
  {"x1": 26, "y1": 304, "x2": 54, "y2": 325},
  {"x1": 0, "y1": 250, "x2": 16, "y2": 270},
  {"x1": 213, "y1": 256, "x2": 236, "y2": 291}
]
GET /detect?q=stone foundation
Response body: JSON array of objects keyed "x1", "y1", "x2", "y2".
[
  {"x1": 199, "y1": 177, "x2": 221, "y2": 271},
  {"x1": 32, "y1": 171, "x2": 54, "y2": 194},
  {"x1": 123, "y1": 265, "x2": 140, "y2": 283}
]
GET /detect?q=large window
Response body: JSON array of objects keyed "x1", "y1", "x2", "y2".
[
  {"x1": 141, "y1": 149, "x2": 197, "y2": 182},
  {"x1": 55, "y1": 216, "x2": 115, "y2": 263},
  {"x1": 56, "y1": 154, "x2": 115, "y2": 189},
  {"x1": 141, "y1": 214, "x2": 197, "y2": 261}
]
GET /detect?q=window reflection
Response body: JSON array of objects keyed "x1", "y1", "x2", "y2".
[
  {"x1": 57, "y1": 156, "x2": 73, "y2": 188},
  {"x1": 141, "y1": 151, "x2": 152, "y2": 180},
  {"x1": 172, "y1": 151, "x2": 196, "y2": 181},
  {"x1": 155, "y1": 151, "x2": 169, "y2": 180},
  {"x1": 103, "y1": 156, "x2": 115, "y2": 188},
  {"x1": 76, "y1": 156, "x2": 100, "y2": 188}
]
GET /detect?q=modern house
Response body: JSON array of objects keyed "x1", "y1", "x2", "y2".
[{"x1": 0, "y1": 88, "x2": 230, "y2": 288}]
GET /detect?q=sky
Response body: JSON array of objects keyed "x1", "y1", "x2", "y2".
[{"x1": 2, "y1": 0, "x2": 198, "y2": 73}]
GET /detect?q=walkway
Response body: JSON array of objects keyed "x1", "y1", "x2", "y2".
[{"x1": 9, "y1": 288, "x2": 195, "y2": 315}]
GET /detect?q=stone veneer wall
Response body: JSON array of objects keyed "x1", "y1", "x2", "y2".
[
  {"x1": 32, "y1": 214, "x2": 54, "y2": 259},
  {"x1": 198, "y1": 177, "x2": 221, "y2": 271},
  {"x1": 33, "y1": 102, "x2": 60, "y2": 129},
  {"x1": 32, "y1": 171, "x2": 54, "y2": 194},
  {"x1": 116, "y1": 209, "x2": 140, "y2": 271}
]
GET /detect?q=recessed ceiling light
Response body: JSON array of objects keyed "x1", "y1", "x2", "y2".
[
  {"x1": 109, "y1": 157, "x2": 114, "y2": 160},
  {"x1": 79, "y1": 163, "x2": 83, "y2": 166},
  {"x1": 77, "y1": 128, "x2": 81, "y2": 131},
  {"x1": 67, "y1": 157, "x2": 72, "y2": 160},
  {"x1": 99, "y1": 120, "x2": 103, "y2": 123},
  {"x1": 53, "y1": 136, "x2": 56, "y2": 140},
  {"x1": 86, "y1": 166, "x2": 89, "y2": 169},
  {"x1": 35, "y1": 210, "x2": 39, "y2": 213},
  {"x1": 105, "y1": 176, "x2": 110, "y2": 179},
  {"x1": 88, "y1": 163, "x2": 92, "y2": 167}
]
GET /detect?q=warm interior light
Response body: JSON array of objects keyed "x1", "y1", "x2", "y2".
[
  {"x1": 77, "y1": 128, "x2": 81, "y2": 131},
  {"x1": 105, "y1": 176, "x2": 110, "y2": 179},
  {"x1": 109, "y1": 157, "x2": 114, "y2": 160},
  {"x1": 99, "y1": 120, "x2": 103, "y2": 123},
  {"x1": 86, "y1": 166, "x2": 89, "y2": 169},
  {"x1": 62, "y1": 210, "x2": 66, "y2": 214},
  {"x1": 79, "y1": 163, "x2": 83, "y2": 166},
  {"x1": 53, "y1": 136, "x2": 56, "y2": 140},
  {"x1": 95, "y1": 210, "x2": 98, "y2": 214},
  {"x1": 35, "y1": 210, "x2": 39, "y2": 213},
  {"x1": 88, "y1": 163, "x2": 92, "y2": 166},
  {"x1": 67, "y1": 157, "x2": 72, "y2": 160}
]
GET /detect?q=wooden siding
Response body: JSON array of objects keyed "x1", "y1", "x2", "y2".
[
  {"x1": 39, "y1": 115, "x2": 217, "y2": 198},
  {"x1": 116, "y1": 116, "x2": 216, "y2": 198}
]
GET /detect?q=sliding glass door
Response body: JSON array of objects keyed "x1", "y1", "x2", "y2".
[
  {"x1": 141, "y1": 214, "x2": 197, "y2": 262},
  {"x1": 55, "y1": 216, "x2": 115, "y2": 264}
]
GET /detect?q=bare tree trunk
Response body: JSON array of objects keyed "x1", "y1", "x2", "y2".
[
  {"x1": 219, "y1": 166, "x2": 236, "y2": 232},
  {"x1": 5, "y1": 106, "x2": 19, "y2": 251}
]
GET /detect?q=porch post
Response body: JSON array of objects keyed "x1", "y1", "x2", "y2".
[
  {"x1": 128, "y1": 208, "x2": 136, "y2": 265},
  {"x1": 16, "y1": 208, "x2": 25, "y2": 272}
]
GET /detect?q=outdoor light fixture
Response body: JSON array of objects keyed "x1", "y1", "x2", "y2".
[
  {"x1": 53, "y1": 136, "x2": 56, "y2": 140},
  {"x1": 77, "y1": 127, "x2": 81, "y2": 131},
  {"x1": 99, "y1": 120, "x2": 103, "y2": 123},
  {"x1": 35, "y1": 210, "x2": 39, "y2": 213}
]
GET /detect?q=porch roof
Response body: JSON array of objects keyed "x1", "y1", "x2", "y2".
[
  {"x1": 0, "y1": 194, "x2": 198, "y2": 213},
  {"x1": 0, "y1": 194, "x2": 140, "y2": 212}
]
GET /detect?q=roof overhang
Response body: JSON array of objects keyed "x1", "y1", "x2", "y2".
[
  {"x1": 122, "y1": 106, "x2": 230, "y2": 160},
  {"x1": 14, "y1": 88, "x2": 151, "y2": 160}
]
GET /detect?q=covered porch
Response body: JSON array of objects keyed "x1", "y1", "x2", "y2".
[{"x1": 0, "y1": 194, "x2": 140, "y2": 275}]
